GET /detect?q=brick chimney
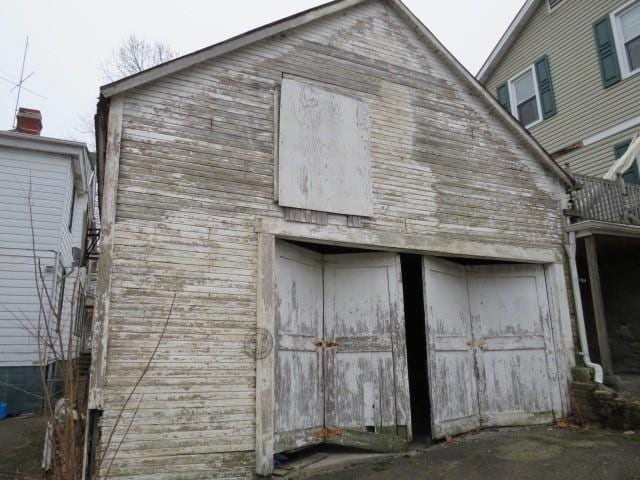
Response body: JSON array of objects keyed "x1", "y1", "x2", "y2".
[{"x1": 15, "y1": 108, "x2": 42, "y2": 135}]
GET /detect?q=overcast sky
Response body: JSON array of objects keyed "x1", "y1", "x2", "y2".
[{"x1": 0, "y1": 0, "x2": 524, "y2": 146}]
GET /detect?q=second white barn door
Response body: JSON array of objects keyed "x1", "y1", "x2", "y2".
[
  {"x1": 423, "y1": 258, "x2": 560, "y2": 439},
  {"x1": 467, "y1": 264, "x2": 558, "y2": 427}
]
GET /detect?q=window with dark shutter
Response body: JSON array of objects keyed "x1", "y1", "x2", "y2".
[
  {"x1": 534, "y1": 55, "x2": 557, "y2": 119},
  {"x1": 496, "y1": 83, "x2": 511, "y2": 111},
  {"x1": 593, "y1": 16, "x2": 622, "y2": 87},
  {"x1": 512, "y1": 69, "x2": 540, "y2": 127}
]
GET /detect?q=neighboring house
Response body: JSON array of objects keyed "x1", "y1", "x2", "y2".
[
  {"x1": 0, "y1": 108, "x2": 96, "y2": 415},
  {"x1": 479, "y1": 0, "x2": 640, "y2": 181},
  {"x1": 479, "y1": 0, "x2": 640, "y2": 392},
  {"x1": 90, "y1": 0, "x2": 575, "y2": 477}
]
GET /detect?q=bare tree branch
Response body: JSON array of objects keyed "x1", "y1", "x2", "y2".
[
  {"x1": 103, "y1": 394, "x2": 144, "y2": 479},
  {"x1": 101, "y1": 35, "x2": 178, "y2": 82}
]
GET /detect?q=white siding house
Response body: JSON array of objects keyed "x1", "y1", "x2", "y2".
[{"x1": 0, "y1": 120, "x2": 94, "y2": 415}]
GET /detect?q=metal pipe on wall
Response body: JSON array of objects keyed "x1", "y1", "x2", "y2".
[{"x1": 564, "y1": 230, "x2": 603, "y2": 383}]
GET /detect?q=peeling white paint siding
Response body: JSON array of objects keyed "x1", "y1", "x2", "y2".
[{"x1": 95, "y1": 1, "x2": 569, "y2": 478}]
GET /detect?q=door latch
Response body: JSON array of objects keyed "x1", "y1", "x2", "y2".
[
  {"x1": 314, "y1": 340, "x2": 338, "y2": 349},
  {"x1": 466, "y1": 339, "x2": 487, "y2": 349}
]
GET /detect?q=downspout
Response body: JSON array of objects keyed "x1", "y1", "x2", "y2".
[{"x1": 564, "y1": 228, "x2": 603, "y2": 383}]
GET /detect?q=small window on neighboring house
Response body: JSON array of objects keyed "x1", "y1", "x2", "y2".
[
  {"x1": 68, "y1": 185, "x2": 76, "y2": 232},
  {"x1": 612, "y1": 0, "x2": 640, "y2": 77},
  {"x1": 511, "y1": 69, "x2": 541, "y2": 127},
  {"x1": 496, "y1": 56, "x2": 557, "y2": 127}
]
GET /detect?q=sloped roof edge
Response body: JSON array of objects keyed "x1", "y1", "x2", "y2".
[
  {"x1": 100, "y1": 0, "x2": 367, "y2": 98},
  {"x1": 100, "y1": 0, "x2": 572, "y2": 186},
  {"x1": 0, "y1": 130, "x2": 92, "y2": 194},
  {"x1": 477, "y1": 0, "x2": 541, "y2": 83}
]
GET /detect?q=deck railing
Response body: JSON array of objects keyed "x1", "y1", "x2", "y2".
[{"x1": 567, "y1": 174, "x2": 640, "y2": 225}]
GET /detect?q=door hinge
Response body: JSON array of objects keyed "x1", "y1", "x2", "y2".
[
  {"x1": 314, "y1": 340, "x2": 338, "y2": 349},
  {"x1": 312, "y1": 427, "x2": 344, "y2": 438}
]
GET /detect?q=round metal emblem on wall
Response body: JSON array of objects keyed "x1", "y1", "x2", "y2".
[{"x1": 244, "y1": 328, "x2": 273, "y2": 360}]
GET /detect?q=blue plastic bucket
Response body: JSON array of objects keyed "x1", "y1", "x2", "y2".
[{"x1": 0, "y1": 402, "x2": 7, "y2": 420}]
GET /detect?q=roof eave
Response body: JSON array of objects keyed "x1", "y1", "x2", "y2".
[
  {"x1": 0, "y1": 130, "x2": 92, "y2": 193},
  {"x1": 477, "y1": 0, "x2": 541, "y2": 83},
  {"x1": 100, "y1": 0, "x2": 369, "y2": 98}
]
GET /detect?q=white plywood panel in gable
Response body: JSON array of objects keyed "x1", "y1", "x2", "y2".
[{"x1": 278, "y1": 78, "x2": 373, "y2": 216}]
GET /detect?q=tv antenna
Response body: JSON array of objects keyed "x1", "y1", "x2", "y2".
[{"x1": 0, "y1": 36, "x2": 46, "y2": 127}]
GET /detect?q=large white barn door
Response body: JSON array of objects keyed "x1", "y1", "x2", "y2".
[
  {"x1": 467, "y1": 264, "x2": 558, "y2": 427},
  {"x1": 274, "y1": 242, "x2": 324, "y2": 453},
  {"x1": 422, "y1": 257, "x2": 481, "y2": 439},
  {"x1": 323, "y1": 253, "x2": 411, "y2": 451}
]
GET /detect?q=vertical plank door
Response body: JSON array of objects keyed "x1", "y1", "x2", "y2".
[
  {"x1": 323, "y1": 253, "x2": 411, "y2": 451},
  {"x1": 422, "y1": 257, "x2": 481, "y2": 439},
  {"x1": 274, "y1": 241, "x2": 325, "y2": 452},
  {"x1": 466, "y1": 264, "x2": 559, "y2": 427}
]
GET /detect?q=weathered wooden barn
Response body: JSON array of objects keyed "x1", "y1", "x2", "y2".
[{"x1": 90, "y1": 0, "x2": 576, "y2": 477}]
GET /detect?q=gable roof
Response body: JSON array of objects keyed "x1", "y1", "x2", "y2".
[
  {"x1": 477, "y1": 0, "x2": 542, "y2": 83},
  {"x1": 99, "y1": 0, "x2": 572, "y2": 186},
  {"x1": 0, "y1": 130, "x2": 92, "y2": 194}
]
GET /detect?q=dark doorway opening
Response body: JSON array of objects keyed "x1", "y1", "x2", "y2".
[
  {"x1": 576, "y1": 234, "x2": 640, "y2": 390},
  {"x1": 401, "y1": 254, "x2": 430, "y2": 441}
]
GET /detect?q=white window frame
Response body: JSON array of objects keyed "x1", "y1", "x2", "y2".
[
  {"x1": 611, "y1": 0, "x2": 640, "y2": 79},
  {"x1": 507, "y1": 65, "x2": 544, "y2": 129}
]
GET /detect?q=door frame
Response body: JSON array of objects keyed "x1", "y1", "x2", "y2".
[{"x1": 255, "y1": 227, "x2": 573, "y2": 476}]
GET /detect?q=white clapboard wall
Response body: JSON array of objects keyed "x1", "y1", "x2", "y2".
[{"x1": 0, "y1": 147, "x2": 86, "y2": 366}]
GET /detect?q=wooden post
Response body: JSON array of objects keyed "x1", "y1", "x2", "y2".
[
  {"x1": 88, "y1": 95, "x2": 124, "y2": 410},
  {"x1": 255, "y1": 233, "x2": 276, "y2": 476},
  {"x1": 584, "y1": 235, "x2": 613, "y2": 377}
]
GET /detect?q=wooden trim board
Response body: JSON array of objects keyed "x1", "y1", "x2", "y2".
[
  {"x1": 88, "y1": 95, "x2": 124, "y2": 410},
  {"x1": 256, "y1": 218, "x2": 562, "y2": 263}
]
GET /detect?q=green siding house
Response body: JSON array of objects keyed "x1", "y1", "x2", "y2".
[
  {"x1": 480, "y1": 0, "x2": 640, "y2": 395},
  {"x1": 478, "y1": 0, "x2": 640, "y2": 181}
]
